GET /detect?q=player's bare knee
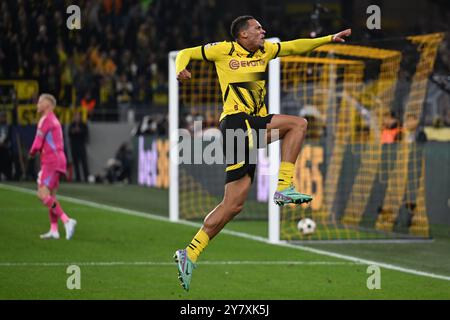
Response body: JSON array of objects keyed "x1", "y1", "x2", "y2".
[
  {"x1": 37, "y1": 190, "x2": 45, "y2": 201},
  {"x1": 297, "y1": 117, "x2": 308, "y2": 131},
  {"x1": 285, "y1": 117, "x2": 307, "y2": 132}
]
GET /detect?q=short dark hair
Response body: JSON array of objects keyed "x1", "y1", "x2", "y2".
[{"x1": 230, "y1": 15, "x2": 254, "y2": 39}]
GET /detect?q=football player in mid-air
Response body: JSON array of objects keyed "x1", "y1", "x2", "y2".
[
  {"x1": 173, "y1": 15, "x2": 351, "y2": 291},
  {"x1": 29, "y1": 94, "x2": 77, "y2": 240}
]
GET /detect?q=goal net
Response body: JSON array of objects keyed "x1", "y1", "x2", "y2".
[{"x1": 168, "y1": 33, "x2": 444, "y2": 242}]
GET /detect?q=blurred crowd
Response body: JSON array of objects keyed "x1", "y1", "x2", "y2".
[
  {"x1": 0, "y1": 0, "x2": 226, "y2": 121},
  {"x1": 0, "y1": 0, "x2": 275, "y2": 122},
  {"x1": 1, "y1": 0, "x2": 448, "y2": 124}
]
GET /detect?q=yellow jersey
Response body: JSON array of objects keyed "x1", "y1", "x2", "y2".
[{"x1": 176, "y1": 36, "x2": 332, "y2": 121}]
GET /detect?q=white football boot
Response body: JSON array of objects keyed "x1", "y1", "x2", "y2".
[
  {"x1": 64, "y1": 219, "x2": 77, "y2": 240},
  {"x1": 40, "y1": 230, "x2": 60, "y2": 240}
]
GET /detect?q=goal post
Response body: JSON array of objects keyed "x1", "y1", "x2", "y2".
[
  {"x1": 168, "y1": 50, "x2": 179, "y2": 222},
  {"x1": 267, "y1": 52, "x2": 281, "y2": 243}
]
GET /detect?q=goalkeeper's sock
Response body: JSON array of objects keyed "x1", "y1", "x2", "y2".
[
  {"x1": 186, "y1": 228, "x2": 209, "y2": 263},
  {"x1": 276, "y1": 161, "x2": 295, "y2": 191},
  {"x1": 52, "y1": 199, "x2": 70, "y2": 224},
  {"x1": 48, "y1": 209, "x2": 59, "y2": 232}
]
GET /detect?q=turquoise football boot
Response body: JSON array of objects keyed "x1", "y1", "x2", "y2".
[
  {"x1": 173, "y1": 249, "x2": 196, "y2": 291},
  {"x1": 273, "y1": 185, "x2": 313, "y2": 206}
]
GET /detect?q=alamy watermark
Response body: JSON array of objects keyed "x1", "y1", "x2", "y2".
[
  {"x1": 366, "y1": 5, "x2": 381, "y2": 30},
  {"x1": 171, "y1": 121, "x2": 279, "y2": 166},
  {"x1": 366, "y1": 264, "x2": 381, "y2": 290},
  {"x1": 66, "y1": 265, "x2": 81, "y2": 290},
  {"x1": 66, "y1": 5, "x2": 81, "y2": 30}
]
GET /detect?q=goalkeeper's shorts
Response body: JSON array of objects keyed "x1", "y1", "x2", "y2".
[
  {"x1": 37, "y1": 166, "x2": 64, "y2": 190},
  {"x1": 219, "y1": 112, "x2": 274, "y2": 184}
]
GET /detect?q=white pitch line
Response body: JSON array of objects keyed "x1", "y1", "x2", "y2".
[
  {"x1": 1, "y1": 183, "x2": 449, "y2": 282},
  {"x1": 0, "y1": 261, "x2": 362, "y2": 267}
]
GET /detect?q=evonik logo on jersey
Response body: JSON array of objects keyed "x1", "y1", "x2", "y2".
[{"x1": 229, "y1": 59, "x2": 265, "y2": 70}]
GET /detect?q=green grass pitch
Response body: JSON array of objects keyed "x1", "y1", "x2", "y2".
[{"x1": 0, "y1": 183, "x2": 449, "y2": 299}]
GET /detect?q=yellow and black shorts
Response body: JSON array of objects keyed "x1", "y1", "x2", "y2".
[{"x1": 219, "y1": 112, "x2": 274, "y2": 184}]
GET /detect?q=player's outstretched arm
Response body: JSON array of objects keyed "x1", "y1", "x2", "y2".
[
  {"x1": 278, "y1": 28, "x2": 351, "y2": 57},
  {"x1": 175, "y1": 46, "x2": 204, "y2": 81},
  {"x1": 332, "y1": 28, "x2": 352, "y2": 42}
]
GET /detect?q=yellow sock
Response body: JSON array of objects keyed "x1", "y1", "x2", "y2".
[
  {"x1": 186, "y1": 228, "x2": 209, "y2": 263},
  {"x1": 277, "y1": 161, "x2": 295, "y2": 191}
]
